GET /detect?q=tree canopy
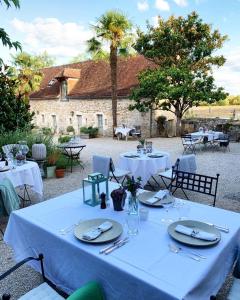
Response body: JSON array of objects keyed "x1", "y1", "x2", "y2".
[
  {"x1": 11, "y1": 51, "x2": 55, "y2": 101},
  {"x1": 130, "y1": 12, "x2": 228, "y2": 135},
  {"x1": 0, "y1": 65, "x2": 34, "y2": 132},
  {"x1": 0, "y1": 0, "x2": 21, "y2": 56}
]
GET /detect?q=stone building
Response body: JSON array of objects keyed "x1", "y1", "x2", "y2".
[{"x1": 30, "y1": 56, "x2": 173, "y2": 137}]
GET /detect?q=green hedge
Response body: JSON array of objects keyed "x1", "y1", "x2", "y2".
[{"x1": 80, "y1": 126, "x2": 98, "y2": 138}]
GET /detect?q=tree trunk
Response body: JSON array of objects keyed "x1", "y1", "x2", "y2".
[
  {"x1": 176, "y1": 114, "x2": 182, "y2": 137},
  {"x1": 149, "y1": 108, "x2": 153, "y2": 138},
  {"x1": 110, "y1": 45, "x2": 118, "y2": 137}
]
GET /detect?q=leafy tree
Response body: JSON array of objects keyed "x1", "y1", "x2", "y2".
[
  {"x1": 0, "y1": 65, "x2": 34, "y2": 132},
  {"x1": 130, "y1": 12, "x2": 228, "y2": 135},
  {"x1": 11, "y1": 51, "x2": 55, "y2": 101},
  {"x1": 69, "y1": 53, "x2": 89, "y2": 63},
  {"x1": 0, "y1": 0, "x2": 21, "y2": 61},
  {"x1": 89, "y1": 10, "x2": 132, "y2": 134}
]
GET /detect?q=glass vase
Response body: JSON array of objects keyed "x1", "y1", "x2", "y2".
[{"x1": 126, "y1": 193, "x2": 139, "y2": 236}]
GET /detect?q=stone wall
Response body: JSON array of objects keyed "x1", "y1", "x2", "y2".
[{"x1": 30, "y1": 97, "x2": 174, "y2": 138}]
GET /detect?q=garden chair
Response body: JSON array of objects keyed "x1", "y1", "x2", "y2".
[
  {"x1": 158, "y1": 154, "x2": 197, "y2": 189},
  {"x1": 0, "y1": 254, "x2": 105, "y2": 300},
  {"x1": 130, "y1": 126, "x2": 141, "y2": 139},
  {"x1": 109, "y1": 158, "x2": 130, "y2": 184},
  {"x1": 215, "y1": 133, "x2": 230, "y2": 151},
  {"x1": 169, "y1": 169, "x2": 219, "y2": 207},
  {"x1": 0, "y1": 178, "x2": 20, "y2": 216},
  {"x1": 181, "y1": 134, "x2": 200, "y2": 154}
]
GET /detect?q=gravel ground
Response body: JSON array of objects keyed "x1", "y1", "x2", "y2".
[{"x1": 0, "y1": 137, "x2": 239, "y2": 299}]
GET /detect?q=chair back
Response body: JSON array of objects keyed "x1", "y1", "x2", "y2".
[
  {"x1": 178, "y1": 154, "x2": 197, "y2": 173},
  {"x1": 181, "y1": 134, "x2": 193, "y2": 144},
  {"x1": 92, "y1": 155, "x2": 111, "y2": 178},
  {"x1": 0, "y1": 178, "x2": 20, "y2": 215},
  {"x1": 170, "y1": 169, "x2": 219, "y2": 206},
  {"x1": 2, "y1": 144, "x2": 19, "y2": 155}
]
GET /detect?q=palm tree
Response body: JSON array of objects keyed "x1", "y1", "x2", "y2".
[{"x1": 88, "y1": 10, "x2": 132, "y2": 135}]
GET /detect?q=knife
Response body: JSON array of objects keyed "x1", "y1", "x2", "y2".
[
  {"x1": 205, "y1": 222, "x2": 229, "y2": 233},
  {"x1": 104, "y1": 238, "x2": 129, "y2": 255},
  {"x1": 99, "y1": 237, "x2": 128, "y2": 254}
]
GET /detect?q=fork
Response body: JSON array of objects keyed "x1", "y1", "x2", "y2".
[{"x1": 168, "y1": 243, "x2": 200, "y2": 261}]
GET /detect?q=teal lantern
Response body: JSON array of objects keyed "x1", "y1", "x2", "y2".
[{"x1": 82, "y1": 172, "x2": 109, "y2": 207}]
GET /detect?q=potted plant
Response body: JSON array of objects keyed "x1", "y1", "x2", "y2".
[
  {"x1": 46, "y1": 149, "x2": 60, "y2": 178},
  {"x1": 55, "y1": 155, "x2": 68, "y2": 178}
]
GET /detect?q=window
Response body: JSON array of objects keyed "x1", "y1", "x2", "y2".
[
  {"x1": 52, "y1": 115, "x2": 57, "y2": 133},
  {"x1": 60, "y1": 80, "x2": 68, "y2": 100},
  {"x1": 41, "y1": 114, "x2": 45, "y2": 123},
  {"x1": 77, "y1": 115, "x2": 82, "y2": 134}
]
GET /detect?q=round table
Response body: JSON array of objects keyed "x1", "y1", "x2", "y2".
[
  {"x1": 118, "y1": 150, "x2": 171, "y2": 186},
  {"x1": 191, "y1": 131, "x2": 223, "y2": 141},
  {"x1": 58, "y1": 143, "x2": 86, "y2": 172},
  {"x1": 0, "y1": 161, "x2": 43, "y2": 197}
]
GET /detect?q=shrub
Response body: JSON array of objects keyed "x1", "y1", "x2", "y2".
[
  {"x1": 80, "y1": 126, "x2": 98, "y2": 138},
  {"x1": 42, "y1": 127, "x2": 53, "y2": 136},
  {"x1": 66, "y1": 125, "x2": 75, "y2": 133},
  {"x1": 55, "y1": 154, "x2": 69, "y2": 169},
  {"x1": 58, "y1": 136, "x2": 71, "y2": 143}
]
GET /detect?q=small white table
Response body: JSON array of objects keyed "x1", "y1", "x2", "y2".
[
  {"x1": 115, "y1": 127, "x2": 133, "y2": 140},
  {"x1": 118, "y1": 151, "x2": 171, "y2": 186},
  {"x1": 0, "y1": 161, "x2": 43, "y2": 197},
  {"x1": 4, "y1": 181, "x2": 240, "y2": 300}
]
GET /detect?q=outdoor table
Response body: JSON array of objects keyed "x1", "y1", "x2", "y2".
[
  {"x1": 115, "y1": 127, "x2": 133, "y2": 141},
  {"x1": 57, "y1": 143, "x2": 86, "y2": 172},
  {"x1": 5, "y1": 181, "x2": 240, "y2": 300},
  {"x1": 118, "y1": 150, "x2": 171, "y2": 186},
  {"x1": 0, "y1": 161, "x2": 43, "y2": 198},
  {"x1": 191, "y1": 131, "x2": 223, "y2": 142}
]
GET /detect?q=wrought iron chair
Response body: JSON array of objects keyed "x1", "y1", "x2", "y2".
[
  {"x1": 109, "y1": 158, "x2": 130, "y2": 184},
  {"x1": 215, "y1": 133, "x2": 230, "y2": 152},
  {"x1": 129, "y1": 126, "x2": 141, "y2": 139},
  {"x1": 0, "y1": 254, "x2": 105, "y2": 300},
  {"x1": 169, "y1": 169, "x2": 220, "y2": 206},
  {"x1": 158, "y1": 158, "x2": 180, "y2": 189},
  {"x1": 181, "y1": 134, "x2": 200, "y2": 154}
]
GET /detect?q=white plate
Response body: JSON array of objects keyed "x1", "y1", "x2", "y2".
[{"x1": 74, "y1": 218, "x2": 123, "y2": 244}]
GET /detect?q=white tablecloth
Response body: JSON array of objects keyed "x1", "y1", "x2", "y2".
[
  {"x1": 115, "y1": 127, "x2": 133, "y2": 137},
  {"x1": 191, "y1": 131, "x2": 223, "y2": 141},
  {"x1": 0, "y1": 161, "x2": 43, "y2": 196},
  {"x1": 118, "y1": 151, "x2": 171, "y2": 186},
  {"x1": 4, "y1": 182, "x2": 240, "y2": 300}
]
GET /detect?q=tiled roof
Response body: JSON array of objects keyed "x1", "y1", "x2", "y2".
[{"x1": 30, "y1": 55, "x2": 155, "y2": 99}]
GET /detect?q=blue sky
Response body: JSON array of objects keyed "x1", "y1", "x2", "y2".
[{"x1": 1, "y1": 0, "x2": 240, "y2": 94}]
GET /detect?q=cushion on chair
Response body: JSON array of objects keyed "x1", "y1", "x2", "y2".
[
  {"x1": 67, "y1": 281, "x2": 104, "y2": 300},
  {"x1": 19, "y1": 282, "x2": 64, "y2": 300},
  {"x1": 227, "y1": 278, "x2": 240, "y2": 300}
]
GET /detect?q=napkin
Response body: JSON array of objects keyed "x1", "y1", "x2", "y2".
[
  {"x1": 146, "y1": 190, "x2": 168, "y2": 204},
  {"x1": 82, "y1": 221, "x2": 113, "y2": 240},
  {"x1": 175, "y1": 225, "x2": 217, "y2": 241},
  {"x1": 0, "y1": 162, "x2": 5, "y2": 169}
]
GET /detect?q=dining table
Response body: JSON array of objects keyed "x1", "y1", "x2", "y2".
[
  {"x1": 191, "y1": 131, "x2": 223, "y2": 142},
  {"x1": 0, "y1": 161, "x2": 43, "y2": 198},
  {"x1": 118, "y1": 150, "x2": 171, "y2": 186},
  {"x1": 57, "y1": 143, "x2": 86, "y2": 172},
  {"x1": 4, "y1": 181, "x2": 240, "y2": 300},
  {"x1": 115, "y1": 127, "x2": 133, "y2": 141}
]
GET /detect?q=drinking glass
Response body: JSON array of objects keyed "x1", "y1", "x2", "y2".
[
  {"x1": 176, "y1": 200, "x2": 190, "y2": 220},
  {"x1": 126, "y1": 213, "x2": 139, "y2": 236},
  {"x1": 161, "y1": 193, "x2": 175, "y2": 225}
]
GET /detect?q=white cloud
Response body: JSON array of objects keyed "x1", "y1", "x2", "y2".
[
  {"x1": 213, "y1": 48, "x2": 240, "y2": 95},
  {"x1": 174, "y1": 0, "x2": 188, "y2": 7},
  {"x1": 137, "y1": 0, "x2": 149, "y2": 11},
  {"x1": 155, "y1": 0, "x2": 170, "y2": 11},
  {"x1": 11, "y1": 17, "x2": 92, "y2": 62}
]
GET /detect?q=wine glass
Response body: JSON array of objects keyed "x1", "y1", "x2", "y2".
[{"x1": 161, "y1": 193, "x2": 175, "y2": 225}]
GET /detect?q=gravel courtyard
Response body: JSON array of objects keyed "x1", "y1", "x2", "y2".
[{"x1": 0, "y1": 137, "x2": 239, "y2": 299}]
